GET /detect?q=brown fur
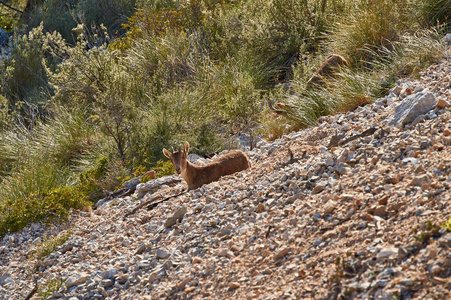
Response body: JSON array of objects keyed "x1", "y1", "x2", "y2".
[
  {"x1": 306, "y1": 54, "x2": 348, "y2": 87},
  {"x1": 163, "y1": 141, "x2": 251, "y2": 190}
]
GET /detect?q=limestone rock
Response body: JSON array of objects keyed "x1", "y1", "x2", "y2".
[
  {"x1": 164, "y1": 206, "x2": 187, "y2": 228},
  {"x1": 66, "y1": 273, "x2": 89, "y2": 288},
  {"x1": 390, "y1": 92, "x2": 436, "y2": 127}
]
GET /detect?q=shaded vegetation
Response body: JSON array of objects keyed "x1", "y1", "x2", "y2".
[{"x1": 0, "y1": 0, "x2": 449, "y2": 235}]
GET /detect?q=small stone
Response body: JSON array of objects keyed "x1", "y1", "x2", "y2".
[
  {"x1": 192, "y1": 257, "x2": 202, "y2": 264},
  {"x1": 143, "y1": 271, "x2": 158, "y2": 284},
  {"x1": 217, "y1": 248, "x2": 233, "y2": 258},
  {"x1": 136, "y1": 243, "x2": 150, "y2": 255},
  {"x1": 390, "y1": 92, "x2": 436, "y2": 127},
  {"x1": 228, "y1": 282, "x2": 240, "y2": 290},
  {"x1": 444, "y1": 128, "x2": 451, "y2": 136},
  {"x1": 411, "y1": 174, "x2": 430, "y2": 187},
  {"x1": 256, "y1": 203, "x2": 265, "y2": 213},
  {"x1": 66, "y1": 273, "x2": 89, "y2": 288},
  {"x1": 164, "y1": 206, "x2": 187, "y2": 228},
  {"x1": 392, "y1": 85, "x2": 402, "y2": 95},
  {"x1": 52, "y1": 292, "x2": 64, "y2": 298},
  {"x1": 0, "y1": 273, "x2": 11, "y2": 286},
  {"x1": 399, "y1": 278, "x2": 414, "y2": 286},
  {"x1": 337, "y1": 148, "x2": 349, "y2": 163},
  {"x1": 162, "y1": 260, "x2": 173, "y2": 269},
  {"x1": 374, "y1": 206, "x2": 387, "y2": 217},
  {"x1": 371, "y1": 156, "x2": 378, "y2": 165},
  {"x1": 436, "y1": 99, "x2": 448, "y2": 108},
  {"x1": 177, "y1": 277, "x2": 191, "y2": 290},
  {"x1": 184, "y1": 286, "x2": 196, "y2": 294},
  {"x1": 274, "y1": 247, "x2": 291, "y2": 260},
  {"x1": 286, "y1": 194, "x2": 303, "y2": 204},
  {"x1": 156, "y1": 249, "x2": 170, "y2": 259},
  {"x1": 377, "y1": 247, "x2": 398, "y2": 260},
  {"x1": 325, "y1": 157, "x2": 335, "y2": 166},
  {"x1": 429, "y1": 264, "x2": 443, "y2": 276},
  {"x1": 101, "y1": 269, "x2": 118, "y2": 279},
  {"x1": 403, "y1": 87, "x2": 413, "y2": 95},
  {"x1": 313, "y1": 238, "x2": 324, "y2": 247},
  {"x1": 117, "y1": 274, "x2": 129, "y2": 284},
  {"x1": 311, "y1": 184, "x2": 326, "y2": 194},
  {"x1": 336, "y1": 163, "x2": 350, "y2": 175},
  {"x1": 323, "y1": 200, "x2": 337, "y2": 214},
  {"x1": 100, "y1": 279, "x2": 114, "y2": 288},
  {"x1": 1, "y1": 277, "x2": 14, "y2": 287}
]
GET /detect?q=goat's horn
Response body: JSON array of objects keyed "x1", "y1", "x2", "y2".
[
  {"x1": 179, "y1": 145, "x2": 182, "y2": 152},
  {"x1": 171, "y1": 146, "x2": 175, "y2": 153}
]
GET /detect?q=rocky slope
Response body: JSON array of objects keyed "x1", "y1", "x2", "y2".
[{"x1": 1, "y1": 54, "x2": 451, "y2": 300}]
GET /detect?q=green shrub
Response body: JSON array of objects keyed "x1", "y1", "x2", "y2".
[
  {"x1": 154, "y1": 159, "x2": 175, "y2": 178},
  {"x1": 77, "y1": 156, "x2": 109, "y2": 202},
  {"x1": 442, "y1": 216, "x2": 451, "y2": 232},
  {"x1": 0, "y1": 184, "x2": 88, "y2": 235},
  {"x1": 32, "y1": 230, "x2": 73, "y2": 264},
  {"x1": 37, "y1": 277, "x2": 64, "y2": 299},
  {"x1": 0, "y1": 23, "x2": 66, "y2": 124},
  {"x1": 111, "y1": 0, "x2": 224, "y2": 51}
]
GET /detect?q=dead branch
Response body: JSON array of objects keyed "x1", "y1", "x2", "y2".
[{"x1": 328, "y1": 127, "x2": 377, "y2": 149}]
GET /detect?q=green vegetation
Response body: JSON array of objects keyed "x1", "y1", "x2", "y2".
[
  {"x1": 0, "y1": 0, "x2": 449, "y2": 235},
  {"x1": 37, "y1": 277, "x2": 64, "y2": 299},
  {"x1": 442, "y1": 216, "x2": 451, "y2": 232},
  {"x1": 413, "y1": 220, "x2": 442, "y2": 243},
  {"x1": 32, "y1": 230, "x2": 73, "y2": 260}
]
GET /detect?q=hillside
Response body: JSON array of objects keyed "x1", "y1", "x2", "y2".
[{"x1": 1, "y1": 54, "x2": 451, "y2": 299}]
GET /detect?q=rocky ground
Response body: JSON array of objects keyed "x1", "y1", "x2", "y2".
[{"x1": 1, "y1": 53, "x2": 451, "y2": 300}]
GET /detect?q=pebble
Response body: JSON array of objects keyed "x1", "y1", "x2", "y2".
[
  {"x1": 411, "y1": 174, "x2": 431, "y2": 187},
  {"x1": 66, "y1": 273, "x2": 89, "y2": 288},
  {"x1": 228, "y1": 282, "x2": 240, "y2": 290},
  {"x1": 274, "y1": 247, "x2": 291, "y2": 260},
  {"x1": 164, "y1": 206, "x2": 187, "y2": 228},
  {"x1": 436, "y1": 99, "x2": 448, "y2": 108},
  {"x1": 377, "y1": 247, "x2": 398, "y2": 260},
  {"x1": 156, "y1": 249, "x2": 170, "y2": 259}
]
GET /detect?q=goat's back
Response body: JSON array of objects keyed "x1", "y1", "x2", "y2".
[{"x1": 189, "y1": 150, "x2": 250, "y2": 189}]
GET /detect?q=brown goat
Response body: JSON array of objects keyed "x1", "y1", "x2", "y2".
[
  {"x1": 306, "y1": 54, "x2": 348, "y2": 87},
  {"x1": 163, "y1": 141, "x2": 251, "y2": 190}
]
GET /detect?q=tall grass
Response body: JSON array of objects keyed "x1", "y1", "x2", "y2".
[
  {"x1": 419, "y1": 0, "x2": 451, "y2": 28},
  {"x1": 281, "y1": 28, "x2": 446, "y2": 129}
]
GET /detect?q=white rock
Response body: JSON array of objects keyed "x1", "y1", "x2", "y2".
[
  {"x1": 377, "y1": 247, "x2": 398, "y2": 260},
  {"x1": 390, "y1": 92, "x2": 436, "y2": 127},
  {"x1": 66, "y1": 273, "x2": 89, "y2": 288}
]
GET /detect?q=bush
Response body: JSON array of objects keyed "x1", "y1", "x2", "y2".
[
  {"x1": 0, "y1": 185, "x2": 88, "y2": 235},
  {"x1": 0, "y1": 23, "x2": 66, "y2": 124},
  {"x1": 0, "y1": 156, "x2": 111, "y2": 235},
  {"x1": 0, "y1": 162, "x2": 77, "y2": 235}
]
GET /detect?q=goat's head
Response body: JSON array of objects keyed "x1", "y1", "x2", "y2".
[{"x1": 163, "y1": 141, "x2": 190, "y2": 175}]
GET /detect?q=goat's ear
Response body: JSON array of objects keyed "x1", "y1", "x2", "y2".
[
  {"x1": 184, "y1": 141, "x2": 190, "y2": 154},
  {"x1": 163, "y1": 148, "x2": 171, "y2": 159}
]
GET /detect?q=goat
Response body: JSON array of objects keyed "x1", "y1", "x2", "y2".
[
  {"x1": 163, "y1": 141, "x2": 251, "y2": 190},
  {"x1": 306, "y1": 54, "x2": 348, "y2": 88}
]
